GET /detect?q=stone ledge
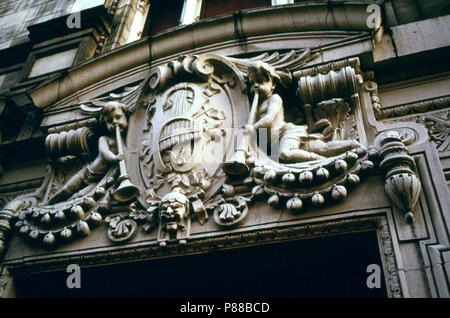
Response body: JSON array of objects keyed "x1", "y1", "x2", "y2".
[{"x1": 29, "y1": 2, "x2": 379, "y2": 109}]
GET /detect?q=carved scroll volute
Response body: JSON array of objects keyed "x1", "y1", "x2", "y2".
[{"x1": 378, "y1": 131, "x2": 421, "y2": 223}]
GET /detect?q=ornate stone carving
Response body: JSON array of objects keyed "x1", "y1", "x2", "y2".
[
  {"x1": 0, "y1": 198, "x2": 34, "y2": 255},
  {"x1": 0, "y1": 52, "x2": 386, "y2": 252},
  {"x1": 364, "y1": 80, "x2": 383, "y2": 119},
  {"x1": 49, "y1": 101, "x2": 138, "y2": 204},
  {"x1": 417, "y1": 111, "x2": 450, "y2": 152},
  {"x1": 219, "y1": 57, "x2": 372, "y2": 222},
  {"x1": 106, "y1": 215, "x2": 138, "y2": 243},
  {"x1": 378, "y1": 217, "x2": 403, "y2": 298},
  {"x1": 5, "y1": 95, "x2": 141, "y2": 249},
  {"x1": 376, "y1": 95, "x2": 450, "y2": 121},
  {"x1": 383, "y1": 109, "x2": 449, "y2": 153},
  {"x1": 0, "y1": 267, "x2": 15, "y2": 298},
  {"x1": 377, "y1": 131, "x2": 421, "y2": 223},
  {"x1": 0, "y1": 276, "x2": 7, "y2": 298}
]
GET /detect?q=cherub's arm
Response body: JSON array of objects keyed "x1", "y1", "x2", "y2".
[
  {"x1": 253, "y1": 94, "x2": 283, "y2": 129},
  {"x1": 98, "y1": 136, "x2": 118, "y2": 163}
]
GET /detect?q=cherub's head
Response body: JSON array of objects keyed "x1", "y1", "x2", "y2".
[
  {"x1": 248, "y1": 61, "x2": 280, "y2": 99},
  {"x1": 100, "y1": 102, "x2": 128, "y2": 134}
]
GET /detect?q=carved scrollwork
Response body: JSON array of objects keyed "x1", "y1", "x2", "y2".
[
  {"x1": 106, "y1": 216, "x2": 138, "y2": 243},
  {"x1": 417, "y1": 111, "x2": 450, "y2": 152},
  {"x1": 210, "y1": 195, "x2": 251, "y2": 228}
]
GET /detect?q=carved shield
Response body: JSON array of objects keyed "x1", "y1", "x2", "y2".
[{"x1": 126, "y1": 54, "x2": 249, "y2": 202}]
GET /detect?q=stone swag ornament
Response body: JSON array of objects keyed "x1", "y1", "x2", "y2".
[{"x1": 0, "y1": 51, "x2": 422, "y2": 253}]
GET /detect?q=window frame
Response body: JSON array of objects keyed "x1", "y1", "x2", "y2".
[
  {"x1": 145, "y1": 0, "x2": 291, "y2": 37},
  {"x1": 19, "y1": 35, "x2": 92, "y2": 84}
]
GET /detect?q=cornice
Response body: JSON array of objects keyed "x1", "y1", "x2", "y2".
[{"x1": 29, "y1": 2, "x2": 380, "y2": 109}]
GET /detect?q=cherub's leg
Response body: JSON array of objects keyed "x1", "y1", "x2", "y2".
[
  {"x1": 280, "y1": 148, "x2": 324, "y2": 162},
  {"x1": 279, "y1": 137, "x2": 324, "y2": 162},
  {"x1": 307, "y1": 140, "x2": 361, "y2": 157},
  {"x1": 49, "y1": 171, "x2": 86, "y2": 204}
]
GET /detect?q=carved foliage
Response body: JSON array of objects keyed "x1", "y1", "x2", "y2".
[
  {"x1": 314, "y1": 98, "x2": 353, "y2": 141},
  {"x1": 417, "y1": 111, "x2": 450, "y2": 152}
]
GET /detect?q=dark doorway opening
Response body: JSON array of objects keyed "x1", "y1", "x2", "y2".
[{"x1": 14, "y1": 230, "x2": 387, "y2": 298}]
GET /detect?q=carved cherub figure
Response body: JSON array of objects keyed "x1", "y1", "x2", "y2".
[
  {"x1": 49, "y1": 102, "x2": 128, "y2": 204},
  {"x1": 245, "y1": 61, "x2": 360, "y2": 163}
]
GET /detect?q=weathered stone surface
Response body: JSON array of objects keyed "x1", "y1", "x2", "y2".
[{"x1": 0, "y1": 0, "x2": 449, "y2": 299}]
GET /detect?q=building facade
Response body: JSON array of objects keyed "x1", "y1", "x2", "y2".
[{"x1": 0, "y1": 0, "x2": 449, "y2": 298}]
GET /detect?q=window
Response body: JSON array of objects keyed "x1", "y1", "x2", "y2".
[
  {"x1": 126, "y1": 0, "x2": 151, "y2": 43},
  {"x1": 143, "y1": 0, "x2": 185, "y2": 37},
  {"x1": 14, "y1": 231, "x2": 387, "y2": 297},
  {"x1": 28, "y1": 48, "x2": 78, "y2": 78},
  {"x1": 273, "y1": 0, "x2": 294, "y2": 4},
  {"x1": 144, "y1": 0, "x2": 276, "y2": 37},
  {"x1": 199, "y1": 0, "x2": 271, "y2": 20},
  {"x1": 71, "y1": 0, "x2": 105, "y2": 12}
]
